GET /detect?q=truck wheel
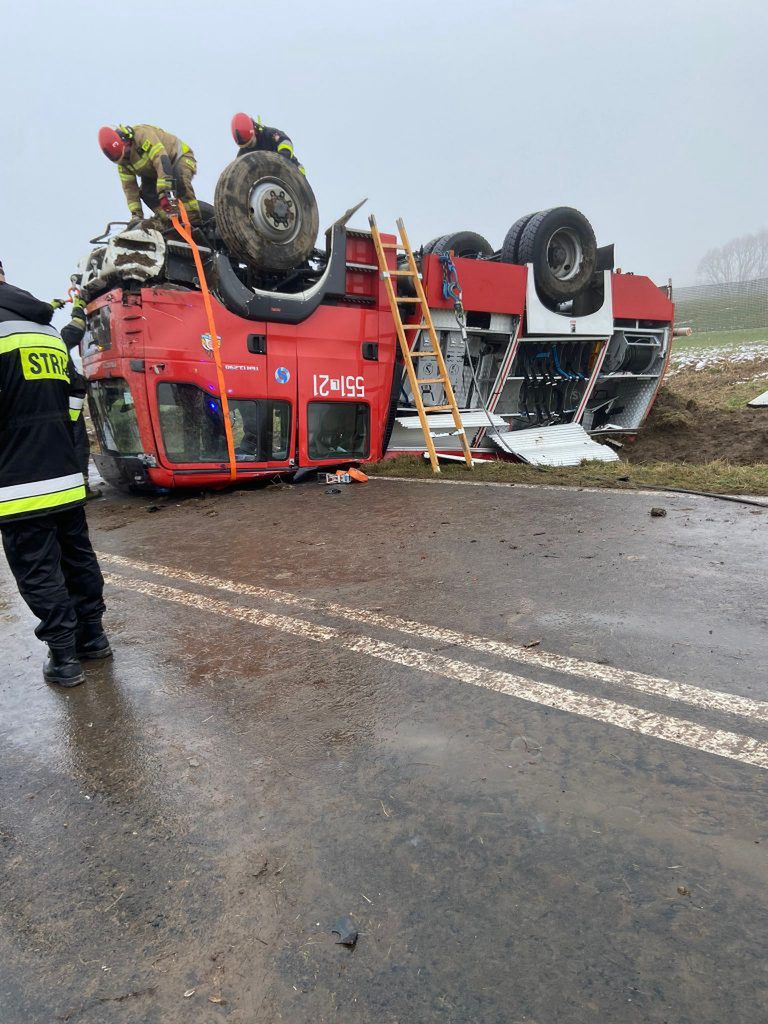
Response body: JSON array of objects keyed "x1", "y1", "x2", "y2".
[
  {"x1": 516, "y1": 207, "x2": 597, "y2": 301},
  {"x1": 214, "y1": 151, "x2": 319, "y2": 271},
  {"x1": 432, "y1": 232, "x2": 494, "y2": 259},
  {"x1": 422, "y1": 235, "x2": 448, "y2": 255},
  {"x1": 499, "y1": 213, "x2": 536, "y2": 264}
]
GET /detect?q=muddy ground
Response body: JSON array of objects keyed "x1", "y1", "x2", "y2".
[
  {"x1": 626, "y1": 355, "x2": 768, "y2": 465},
  {"x1": 2, "y1": 477, "x2": 768, "y2": 1023}
]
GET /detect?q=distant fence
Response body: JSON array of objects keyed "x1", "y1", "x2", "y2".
[{"x1": 673, "y1": 277, "x2": 768, "y2": 333}]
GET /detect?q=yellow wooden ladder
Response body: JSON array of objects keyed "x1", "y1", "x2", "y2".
[{"x1": 369, "y1": 215, "x2": 473, "y2": 474}]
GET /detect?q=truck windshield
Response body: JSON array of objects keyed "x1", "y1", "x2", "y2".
[
  {"x1": 89, "y1": 379, "x2": 142, "y2": 455},
  {"x1": 307, "y1": 402, "x2": 369, "y2": 459},
  {"x1": 157, "y1": 382, "x2": 291, "y2": 463}
]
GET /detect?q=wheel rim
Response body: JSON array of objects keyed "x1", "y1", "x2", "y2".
[
  {"x1": 546, "y1": 227, "x2": 583, "y2": 281},
  {"x1": 249, "y1": 178, "x2": 301, "y2": 243}
]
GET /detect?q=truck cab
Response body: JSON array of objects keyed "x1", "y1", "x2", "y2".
[{"x1": 81, "y1": 226, "x2": 399, "y2": 491}]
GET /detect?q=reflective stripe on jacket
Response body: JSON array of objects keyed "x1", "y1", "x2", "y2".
[
  {"x1": 118, "y1": 125, "x2": 193, "y2": 213},
  {"x1": 0, "y1": 320, "x2": 86, "y2": 523}
]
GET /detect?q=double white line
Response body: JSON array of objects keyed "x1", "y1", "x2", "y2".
[{"x1": 100, "y1": 552, "x2": 768, "y2": 771}]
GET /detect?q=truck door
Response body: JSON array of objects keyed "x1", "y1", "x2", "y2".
[
  {"x1": 292, "y1": 306, "x2": 384, "y2": 467},
  {"x1": 143, "y1": 292, "x2": 294, "y2": 473}
]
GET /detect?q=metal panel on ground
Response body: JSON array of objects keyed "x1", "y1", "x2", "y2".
[
  {"x1": 748, "y1": 390, "x2": 768, "y2": 407},
  {"x1": 488, "y1": 423, "x2": 619, "y2": 466}
]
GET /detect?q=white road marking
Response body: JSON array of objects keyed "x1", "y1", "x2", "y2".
[
  {"x1": 104, "y1": 568, "x2": 768, "y2": 771},
  {"x1": 344, "y1": 636, "x2": 768, "y2": 771},
  {"x1": 102, "y1": 573, "x2": 337, "y2": 643},
  {"x1": 99, "y1": 553, "x2": 768, "y2": 725}
]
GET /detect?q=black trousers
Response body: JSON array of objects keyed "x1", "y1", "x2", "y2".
[{"x1": 1, "y1": 506, "x2": 105, "y2": 648}]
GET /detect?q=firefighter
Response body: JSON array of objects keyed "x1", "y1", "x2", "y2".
[
  {"x1": 0, "y1": 261, "x2": 110, "y2": 688},
  {"x1": 97, "y1": 124, "x2": 201, "y2": 225},
  {"x1": 230, "y1": 112, "x2": 306, "y2": 174},
  {"x1": 61, "y1": 297, "x2": 97, "y2": 497}
]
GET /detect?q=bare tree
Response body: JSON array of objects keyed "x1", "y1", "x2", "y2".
[{"x1": 697, "y1": 228, "x2": 768, "y2": 284}]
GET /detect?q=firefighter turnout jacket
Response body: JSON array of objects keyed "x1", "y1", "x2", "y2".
[
  {"x1": 0, "y1": 284, "x2": 86, "y2": 523},
  {"x1": 118, "y1": 125, "x2": 195, "y2": 216},
  {"x1": 239, "y1": 122, "x2": 305, "y2": 173}
]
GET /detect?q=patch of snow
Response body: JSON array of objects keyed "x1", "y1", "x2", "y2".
[{"x1": 669, "y1": 343, "x2": 768, "y2": 374}]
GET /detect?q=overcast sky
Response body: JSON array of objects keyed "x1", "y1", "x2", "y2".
[{"x1": 1, "y1": 0, "x2": 766, "y2": 312}]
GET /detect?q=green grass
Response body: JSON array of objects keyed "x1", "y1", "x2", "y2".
[
  {"x1": 368, "y1": 455, "x2": 768, "y2": 497},
  {"x1": 723, "y1": 378, "x2": 768, "y2": 410},
  {"x1": 673, "y1": 327, "x2": 768, "y2": 352}
]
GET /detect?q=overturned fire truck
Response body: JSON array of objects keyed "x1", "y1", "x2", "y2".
[{"x1": 74, "y1": 149, "x2": 674, "y2": 491}]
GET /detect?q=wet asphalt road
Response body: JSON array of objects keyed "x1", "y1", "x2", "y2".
[{"x1": 1, "y1": 477, "x2": 767, "y2": 1024}]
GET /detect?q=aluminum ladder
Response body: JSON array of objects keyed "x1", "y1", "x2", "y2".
[{"x1": 369, "y1": 215, "x2": 473, "y2": 473}]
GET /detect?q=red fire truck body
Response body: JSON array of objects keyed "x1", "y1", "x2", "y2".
[
  {"x1": 81, "y1": 225, "x2": 673, "y2": 491},
  {"x1": 84, "y1": 230, "x2": 399, "y2": 490}
]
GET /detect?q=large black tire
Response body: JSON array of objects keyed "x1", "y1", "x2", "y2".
[
  {"x1": 432, "y1": 231, "x2": 494, "y2": 259},
  {"x1": 214, "y1": 151, "x2": 319, "y2": 271},
  {"x1": 499, "y1": 213, "x2": 536, "y2": 264},
  {"x1": 422, "y1": 235, "x2": 448, "y2": 256},
  {"x1": 516, "y1": 207, "x2": 597, "y2": 302}
]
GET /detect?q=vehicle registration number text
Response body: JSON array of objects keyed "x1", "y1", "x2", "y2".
[{"x1": 312, "y1": 374, "x2": 365, "y2": 398}]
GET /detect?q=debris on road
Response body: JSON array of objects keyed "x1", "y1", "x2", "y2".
[
  {"x1": 321, "y1": 472, "x2": 352, "y2": 485},
  {"x1": 650, "y1": 506, "x2": 667, "y2": 517},
  {"x1": 320, "y1": 468, "x2": 370, "y2": 485},
  {"x1": 331, "y1": 916, "x2": 358, "y2": 948}
]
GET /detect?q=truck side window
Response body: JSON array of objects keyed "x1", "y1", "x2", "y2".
[
  {"x1": 157, "y1": 382, "x2": 290, "y2": 463},
  {"x1": 307, "y1": 402, "x2": 369, "y2": 460},
  {"x1": 89, "y1": 379, "x2": 142, "y2": 455}
]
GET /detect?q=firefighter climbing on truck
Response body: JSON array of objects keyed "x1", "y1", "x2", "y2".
[
  {"x1": 230, "y1": 112, "x2": 306, "y2": 174},
  {"x1": 97, "y1": 123, "x2": 202, "y2": 225}
]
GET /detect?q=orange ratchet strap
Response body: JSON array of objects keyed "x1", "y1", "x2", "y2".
[{"x1": 171, "y1": 201, "x2": 237, "y2": 482}]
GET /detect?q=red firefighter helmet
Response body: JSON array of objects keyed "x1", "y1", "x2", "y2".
[
  {"x1": 231, "y1": 112, "x2": 256, "y2": 146},
  {"x1": 98, "y1": 126, "x2": 126, "y2": 162}
]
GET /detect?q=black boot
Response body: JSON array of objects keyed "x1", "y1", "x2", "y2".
[
  {"x1": 76, "y1": 620, "x2": 113, "y2": 661},
  {"x1": 44, "y1": 645, "x2": 85, "y2": 687}
]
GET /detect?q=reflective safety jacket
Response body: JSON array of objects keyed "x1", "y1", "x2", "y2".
[
  {"x1": 0, "y1": 300, "x2": 86, "y2": 523},
  {"x1": 118, "y1": 125, "x2": 194, "y2": 215},
  {"x1": 238, "y1": 122, "x2": 305, "y2": 172}
]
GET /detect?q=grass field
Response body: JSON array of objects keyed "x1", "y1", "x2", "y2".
[{"x1": 672, "y1": 327, "x2": 768, "y2": 353}]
